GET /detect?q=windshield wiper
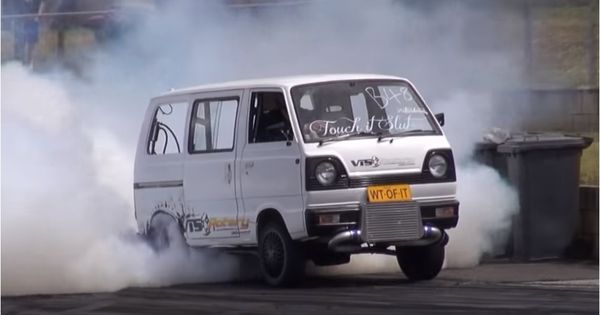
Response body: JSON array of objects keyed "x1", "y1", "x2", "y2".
[
  {"x1": 395, "y1": 129, "x2": 428, "y2": 136},
  {"x1": 317, "y1": 131, "x2": 381, "y2": 146},
  {"x1": 348, "y1": 131, "x2": 382, "y2": 139},
  {"x1": 317, "y1": 130, "x2": 432, "y2": 145},
  {"x1": 376, "y1": 129, "x2": 432, "y2": 142},
  {"x1": 318, "y1": 133, "x2": 353, "y2": 146},
  {"x1": 377, "y1": 133, "x2": 392, "y2": 142}
]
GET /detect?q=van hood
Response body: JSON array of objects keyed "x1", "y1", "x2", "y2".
[{"x1": 302, "y1": 135, "x2": 452, "y2": 177}]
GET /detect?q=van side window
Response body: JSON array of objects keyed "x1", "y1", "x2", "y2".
[
  {"x1": 248, "y1": 92, "x2": 293, "y2": 143},
  {"x1": 147, "y1": 102, "x2": 188, "y2": 155},
  {"x1": 190, "y1": 98, "x2": 238, "y2": 153}
]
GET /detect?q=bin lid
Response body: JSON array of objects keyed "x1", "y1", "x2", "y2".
[{"x1": 497, "y1": 133, "x2": 593, "y2": 153}]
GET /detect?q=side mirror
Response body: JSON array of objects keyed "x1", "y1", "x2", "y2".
[{"x1": 435, "y1": 113, "x2": 445, "y2": 127}]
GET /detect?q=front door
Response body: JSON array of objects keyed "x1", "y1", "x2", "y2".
[
  {"x1": 183, "y1": 90, "x2": 243, "y2": 243},
  {"x1": 239, "y1": 90, "x2": 304, "y2": 240}
]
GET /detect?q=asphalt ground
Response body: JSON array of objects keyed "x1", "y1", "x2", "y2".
[{"x1": 2, "y1": 261, "x2": 598, "y2": 315}]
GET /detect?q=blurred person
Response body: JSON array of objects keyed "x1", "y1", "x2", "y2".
[
  {"x1": 11, "y1": 0, "x2": 42, "y2": 67},
  {"x1": 257, "y1": 93, "x2": 292, "y2": 142}
]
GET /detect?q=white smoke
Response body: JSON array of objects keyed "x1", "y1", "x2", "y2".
[
  {"x1": 435, "y1": 92, "x2": 520, "y2": 268},
  {"x1": 1, "y1": 63, "x2": 242, "y2": 295},
  {"x1": 445, "y1": 164, "x2": 518, "y2": 268},
  {"x1": 2, "y1": 0, "x2": 521, "y2": 294}
]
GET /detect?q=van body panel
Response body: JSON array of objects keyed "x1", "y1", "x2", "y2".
[
  {"x1": 240, "y1": 142, "x2": 305, "y2": 240},
  {"x1": 238, "y1": 88, "x2": 306, "y2": 242},
  {"x1": 302, "y1": 135, "x2": 452, "y2": 177},
  {"x1": 134, "y1": 95, "x2": 191, "y2": 234},
  {"x1": 183, "y1": 89, "x2": 245, "y2": 246},
  {"x1": 134, "y1": 74, "x2": 459, "y2": 252},
  {"x1": 305, "y1": 182, "x2": 456, "y2": 207}
]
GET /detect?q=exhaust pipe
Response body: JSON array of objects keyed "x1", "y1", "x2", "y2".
[
  {"x1": 328, "y1": 230, "x2": 362, "y2": 252},
  {"x1": 328, "y1": 226, "x2": 447, "y2": 253},
  {"x1": 393, "y1": 225, "x2": 447, "y2": 247}
]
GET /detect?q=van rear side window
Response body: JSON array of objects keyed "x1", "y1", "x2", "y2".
[
  {"x1": 147, "y1": 102, "x2": 189, "y2": 155},
  {"x1": 189, "y1": 98, "x2": 238, "y2": 153}
]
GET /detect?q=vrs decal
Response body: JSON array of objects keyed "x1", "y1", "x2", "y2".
[
  {"x1": 186, "y1": 213, "x2": 211, "y2": 236},
  {"x1": 351, "y1": 156, "x2": 380, "y2": 168},
  {"x1": 351, "y1": 156, "x2": 416, "y2": 169},
  {"x1": 185, "y1": 215, "x2": 251, "y2": 236},
  {"x1": 149, "y1": 199, "x2": 194, "y2": 234}
]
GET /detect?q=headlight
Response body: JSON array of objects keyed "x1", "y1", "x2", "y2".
[
  {"x1": 428, "y1": 154, "x2": 448, "y2": 178},
  {"x1": 315, "y1": 161, "x2": 337, "y2": 186}
]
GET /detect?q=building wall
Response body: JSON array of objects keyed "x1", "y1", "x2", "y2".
[{"x1": 524, "y1": 0, "x2": 598, "y2": 132}]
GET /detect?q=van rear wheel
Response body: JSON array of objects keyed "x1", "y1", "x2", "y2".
[
  {"x1": 258, "y1": 222, "x2": 305, "y2": 286},
  {"x1": 396, "y1": 242, "x2": 444, "y2": 281},
  {"x1": 147, "y1": 213, "x2": 185, "y2": 252}
]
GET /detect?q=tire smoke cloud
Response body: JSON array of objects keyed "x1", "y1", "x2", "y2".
[
  {"x1": 1, "y1": 64, "x2": 243, "y2": 295},
  {"x1": 2, "y1": 0, "x2": 520, "y2": 295}
]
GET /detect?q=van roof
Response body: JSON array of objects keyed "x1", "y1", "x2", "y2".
[{"x1": 156, "y1": 73, "x2": 407, "y2": 98}]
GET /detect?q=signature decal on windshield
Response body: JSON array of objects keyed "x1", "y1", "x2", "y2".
[{"x1": 365, "y1": 86, "x2": 413, "y2": 109}]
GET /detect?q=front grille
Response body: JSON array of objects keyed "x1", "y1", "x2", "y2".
[
  {"x1": 362, "y1": 202, "x2": 423, "y2": 242},
  {"x1": 348, "y1": 173, "x2": 424, "y2": 187}
]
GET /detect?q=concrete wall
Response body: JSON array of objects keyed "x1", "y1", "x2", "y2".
[
  {"x1": 529, "y1": 0, "x2": 598, "y2": 88},
  {"x1": 523, "y1": 0, "x2": 598, "y2": 133},
  {"x1": 495, "y1": 88, "x2": 599, "y2": 133},
  {"x1": 480, "y1": 0, "x2": 599, "y2": 134}
]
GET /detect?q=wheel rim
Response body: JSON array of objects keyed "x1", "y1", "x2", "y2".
[
  {"x1": 158, "y1": 228, "x2": 170, "y2": 249},
  {"x1": 261, "y1": 231, "x2": 285, "y2": 278},
  {"x1": 148, "y1": 225, "x2": 169, "y2": 251},
  {"x1": 148, "y1": 215, "x2": 182, "y2": 252}
]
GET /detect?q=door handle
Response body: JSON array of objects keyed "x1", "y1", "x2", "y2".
[
  {"x1": 243, "y1": 161, "x2": 254, "y2": 175},
  {"x1": 226, "y1": 163, "x2": 232, "y2": 184}
]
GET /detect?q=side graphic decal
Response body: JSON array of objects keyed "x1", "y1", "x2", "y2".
[{"x1": 147, "y1": 199, "x2": 250, "y2": 238}]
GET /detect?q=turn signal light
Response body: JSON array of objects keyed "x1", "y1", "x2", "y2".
[
  {"x1": 318, "y1": 214, "x2": 340, "y2": 225},
  {"x1": 435, "y1": 207, "x2": 455, "y2": 218}
]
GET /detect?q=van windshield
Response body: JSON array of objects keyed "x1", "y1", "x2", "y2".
[{"x1": 291, "y1": 80, "x2": 439, "y2": 143}]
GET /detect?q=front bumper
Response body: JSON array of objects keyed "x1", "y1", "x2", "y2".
[{"x1": 305, "y1": 199, "x2": 459, "y2": 238}]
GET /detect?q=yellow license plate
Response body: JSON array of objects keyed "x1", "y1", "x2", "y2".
[{"x1": 367, "y1": 184, "x2": 412, "y2": 203}]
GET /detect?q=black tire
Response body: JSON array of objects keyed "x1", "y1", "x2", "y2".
[
  {"x1": 147, "y1": 213, "x2": 186, "y2": 252},
  {"x1": 396, "y1": 242, "x2": 444, "y2": 281},
  {"x1": 258, "y1": 221, "x2": 305, "y2": 286}
]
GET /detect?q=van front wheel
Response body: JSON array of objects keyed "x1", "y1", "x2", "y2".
[
  {"x1": 258, "y1": 222, "x2": 305, "y2": 286},
  {"x1": 396, "y1": 242, "x2": 444, "y2": 281}
]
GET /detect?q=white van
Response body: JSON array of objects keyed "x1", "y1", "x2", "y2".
[{"x1": 134, "y1": 74, "x2": 459, "y2": 286}]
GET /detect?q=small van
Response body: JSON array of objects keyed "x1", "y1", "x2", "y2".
[{"x1": 134, "y1": 74, "x2": 459, "y2": 286}]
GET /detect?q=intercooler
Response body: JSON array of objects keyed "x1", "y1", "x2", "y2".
[{"x1": 361, "y1": 201, "x2": 424, "y2": 243}]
